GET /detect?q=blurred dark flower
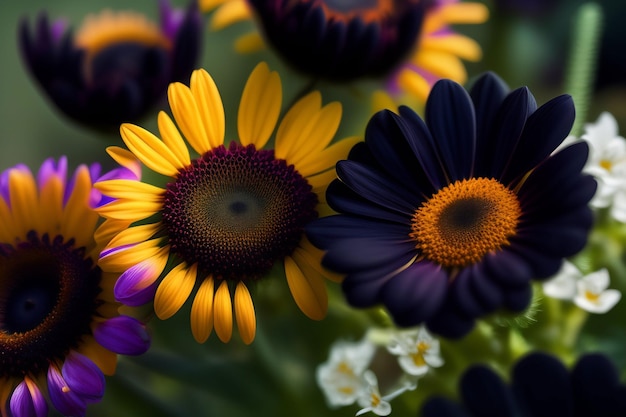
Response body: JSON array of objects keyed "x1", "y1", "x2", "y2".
[
  {"x1": 0, "y1": 155, "x2": 149, "y2": 417},
  {"x1": 306, "y1": 72, "x2": 596, "y2": 338},
  {"x1": 493, "y1": 0, "x2": 561, "y2": 17},
  {"x1": 202, "y1": 0, "x2": 488, "y2": 103},
  {"x1": 420, "y1": 351, "x2": 626, "y2": 417},
  {"x1": 19, "y1": 0, "x2": 202, "y2": 131}
]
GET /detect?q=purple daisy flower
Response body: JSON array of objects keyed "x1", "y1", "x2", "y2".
[
  {"x1": 18, "y1": 0, "x2": 202, "y2": 131},
  {"x1": 421, "y1": 352, "x2": 626, "y2": 416},
  {"x1": 0, "y1": 152, "x2": 149, "y2": 417},
  {"x1": 306, "y1": 72, "x2": 596, "y2": 338}
]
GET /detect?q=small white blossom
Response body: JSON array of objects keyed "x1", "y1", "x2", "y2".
[
  {"x1": 542, "y1": 260, "x2": 580, "y2": 299},
  {"x1": 386, "y1": 327, "x2": 443, "y2": 376},
  {"x1": 573, "y1": 268, "x2": 622, "y2": 314},
  {"x1": 355, "y1": 371, "x2": 416, "y2": 416},
  {"x1": 316, "y1": 338, "x2": 376, "y2": 407}
]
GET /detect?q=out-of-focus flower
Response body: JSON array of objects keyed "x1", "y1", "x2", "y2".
[
  {"x1": 543, "y1": 261, "x2": 621, "y2": 314},
  {"x1": 19, "y1": 0, "x2": 201, "y2": 131},
  {"x1": 201, "y1": 0, "x2": 487, "y2": 103},
  {"x1": 0, "y1": 155, "x2": 149, "y2": 417},
  {"x1": 420, "y1": 352, "x2": 626, "y2": 416},
  {"x1": 316, "y1": 338, "x2": 376, "y2": 407},
  {"x1": 493, "y1": 0, "x2": 561, "y2": 17},
  {"x1": 387, "y1": 327, "x2": 443, "y2": 376},
  {"x1": 95, "y1": 62, "x2": 358, "y2": 345},
  {"x1": 307, "y1": 72, "x2": 596, "y2": 338},
  {"x1": 356, "y1": 371, "x2": 416, "y2": 417}
]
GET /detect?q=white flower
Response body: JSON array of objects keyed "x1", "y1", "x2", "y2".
[
  {"x1": 386, "y1": 327, "x2": 443, "y2": 376},
  {"x1": 542, "y1": 260, "x2": 580, "y2": 299},
  {"x1": 316, "y1": 338, "x2": 376, "y2": 407},
  {"x1": 355, "y1": 371, "x2": 415, "y2": 417},
  {"x1": 573, "y1": 268, "x2": 622, "y2": 314}
]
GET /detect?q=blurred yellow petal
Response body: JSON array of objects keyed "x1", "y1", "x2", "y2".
[
  {"x1": 190, "y1": 69, "x2": 225, "y2": 149},
  {"x1": 284, "y1": 256, "x2": 327, "y2": 320},
  {"x1": 234, "y1": 281, "x2": 256, "y2": 344},
  {"x1": 0, "y1": 198, "x2": 17, "y2": 242},
  {"x1": 77, "y1": 336, "x2": 117, "y2": 375},
  {"x1": 238, "y1": 62, "x2": 282, "y2": 149},
  {"x1": 413, "y1": 50, "x2": 467, "y2": 84},
  {"x1": 8, "y1": 169, "x2": 40, "y2": 237},
  {"x1": 214, "y1": 280, "x2": 233, "y2": 342},
  {"x1": 295, "y1": 238, "x2": 344, "y2": 283},
  {"x1": 235, "y1": 32, "x2": 265, "y2": 53},
  {"x1": 155, "y1": 263, "x2": 197, "y2": 320},
  {"x1": 61, "y1": 166, "x2": 99, "y2": 248},
  {"x1": 38, "y1": 175, "x2": 63, "y2": 235},
  {"x1": 95, "y1": 179, "x2": 164, "y2": 201},
  {"x1": 200, "y1": 0, "x2": 230, "y2": 12},
  {"x1": 210, "y1": 0, "x2": 250, "y2": 30},
  {"x1": 441, "y1": 2, "x2": 489, "y2": 24},
  {"x1": 191, "y1": 276, "x2": 214, "y2": 343},
  {"x1": 420, "y1": 34, "x2": 482, "y2": 61},
  {"x1": 371, "y1": 90, "x2": 399, "y2": 114},
  {"x1": 120, "y1": 124, "x2": 184, "y2": 176},
  {"x1": 158, "y1": 111, "x2": 190, "y2": 166},
  {"x1": 94, "y1": 219, "x2": 132, "y2": 247},
  {"x1": 168, "y1": 82, "x2": 212, "y2": 155},
  {"x1": 397, "y1": 68, "x2": 434, "y2": 103}
]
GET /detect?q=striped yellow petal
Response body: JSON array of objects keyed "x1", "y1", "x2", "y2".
[
  {"x1": 61, "y1": 166, "x2": 99, "y2": 249},
  {"x1": 238, "y1": 62, "x2": 282, "y2": 149},
  {"x1": 95, "y1": 179, "x2": 164, "y2": 201},
  {"x1": 106, "y1": 146, "x2": 141, "y2": 179},
  {"x1": 99, "y1": 240, "x2": 164, "y2": 272},
  {"x1": 168, "y1": 82, "x2": 212, "y2": 155},
  {"x1": 191, "y1": 276, "x2": 214, "y2": 343},
  {"x1": 234, "y1": 281, "x2": 256, "y2": 344},
  {"x1": 213, "y1": 280, "x2": 233, "y2": 342},
  {"x1": 296, "y1": 136, "x2": 361, "y2": 178},
  {"x1": 120, "y1": 123, "x2": 184, "y2": 176},
  {"x1": 420, "y1": 33, "x2": 482, "y2": 61},
  {"x1": 284, "y1": 255, "x2": 327, "y2": 320},
  {"x1": 8, "y1": 169, "x2": 40, "y2": 237},
  {"x1": 275, "y1": 91, "x2": 322, "y2": 159},
  {"x1": 158, "y1": 111, "x2": 191, "y2": 166},
  {"x1": 235, "y1": 32, "x2": 265, "y2": 53},
  {"x1": 155, "y1": 263, "x2": 197, "y2": 320},
  {"x1": 190, "y1": 68, "x2": 226, "y2": 149},
  {"x1": 97, "y1": 199, "x2": 162, "y2": 221},
  {"x1": 397, "y1": 68, "x2": 434, "y2": 103},
  {"x1": 210, "y1": 0, "x2": 250, "y2": 30}
]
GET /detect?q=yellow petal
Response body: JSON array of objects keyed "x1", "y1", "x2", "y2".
[
  {"x1": 275, "y1": 91, "x2": 322, "y2": 159},
  {"x1": 397, "y1": 68, "x2": 434, "y2": 103},
  {"x1": 235, "y1": 32, "x2": 265, "y2": 53},
  {"x1": 371, "y1": 90, "x2": 399, "y2": 114},
  {"x1": 234, "y1": 281, "x2": 256, "y2": 344},
  {"x1": 420, "y1": 33, "x2": 482, "y2": 62},
  {"x1": 191, "y1": 276, "x2": 214, "y2": 343},
  {"x1": 38, "y1": 174, "x2": 63, "y2": 236},
  {"x1": 61, "y1": 166, "x2": 99, "y2": 249},
  {"x1": 190, "y1": 68, "x2": 226, "y2": 149},
  {"x1": 294, "y1": 238, "x2": 344, "y2": 283},
  {"x1": 284, "y1": 255, "x2": 328, "y2": 320},
  {"x1": 238, "y1": 62, "x2": 282, "y2": 149},
  {"x1": 413, "y1": 50, "x2": 467, "y2": 84},
  {"x1": 76, "y1": 335, "x2": 117, "y2": 375},
  {"x1": 0, "y1": 198, "x2": 17, "y2": 242},
  {"x1": 158, "y1": 111, "x2": 191, "y2": 167},
  {"x1": 94, "y1": 219, "x2": 132, "y2": 247},
  {"x1": 200, "y1": 0, "x2": 231, "y2": 12},
  {"x1": 95, "y1": 179, "x2": 164, "y2": 201},
  {"x1": 306, "y1": 168, "x2": 339, "y2": 190},
  {"x1": 297, "y1": 136, "x2": 361, "y2": 178},
  {"x1": 440, "y1": 2, "x2": 489, "y2": 24},
  {"x1": 106, "y1": 146, "x2": 142, "y2": 179},
  {"x1": 104, "y1": 222, "x2": 161, "y2": 249},
  {"x1": 99, "y1": 240, "x2": 164, "y2": 272},
  {"x1": 120, "y1": 124, "x2": 184, "y2": 176},
  {"x1": 8, "y1": 169, "x2": 40, "y2": 237},
  {"x1": 168, "y1": 81, "x2": 212, "y2": 155},
  {"x1": 97, "y1": 199, "x2": 162, "y2": 221},
  {"x1": 210, "y1": 0, "x2": 250, "y2": 30},
  {"x1": 155, "y1": 263, "x2": 197, "y2": 320},
  {"x1": 213, "y1": 280, "x2": 233, "y2": 342}
]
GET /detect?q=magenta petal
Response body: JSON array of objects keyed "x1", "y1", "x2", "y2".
[
  {"x1": 62, "y1": 351, "x2": 105, "y2": 403},
  {"x1": 47, "y1": 366, "x2": 87, "y2": 416},
  {"x1": 10, "y1": 380, "x2": 48, "y2": 417},
  {"x1": 94, "y1": 315, "x2": 151, "y2": 355},
  {"x1": 113, "y1": 261, "x2": 160, "y2": 306}
]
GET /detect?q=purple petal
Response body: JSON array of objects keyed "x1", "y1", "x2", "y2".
[
  {"x1": 113, "y1": 261, "x2": 160, "y2": 306},
  {"x1": 1, "y1": 164, "x2": 31, "y2": 204},
  {"x1": 10, "y1": 379, "x2": 48, "y2": 417},
  {"x1": 62, "y1": 351, "x2": 105, "y2": 403},
  {"x1": 47, "y1": 365, "x2": 87, "y2": 416},
  {"x1": 94, "y1": 315, "x2": 151, "y2": 355},
  {"x1": 37, "y1": 156, "x2": 67, "y2": 190}
]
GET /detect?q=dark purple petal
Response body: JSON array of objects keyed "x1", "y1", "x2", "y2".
[
  {"x1": 509, "y1": 244, "x2": 563, "y2": 279},
  {"x1": 514, "y1": 224, "x2": 591, "y2": 259},
  {"x1": 113, "y1": 261, "x2": 160, "y2": 306},
  {"x1": 306, "y1": 215, "x2": 410, "y2": 249},
  {"x1": 460, "y1": 365, "x2": 517, "y2": 416},
  {"x1": 482, "y1": 249, "x2": 533, "y2": 287},
  {"x1": 426, "y1": 299, "x2": 475, "y2": 339},
  {"x1": 425, "y1": 79, "x2": 476, "y2": 181},
  {"x1": 449, "y1": 267, "x2": 488, "y2": 317},
  {"x1": 10, "y1": 379, "x2": 48, "y2": 417},
  {"x1": 421, "y1": 396, "x2": 470, "y2": 417},
  {"x1": 469, "y1": 264, "x2": 504, "y2": 313},
  {"x1": 93, "y1": 315, "x2": 151, "y2": 355},
  {"x1": 502, "y1": 284, "x2": 532, "y2": 312},
  {"x1": 322, "y1": 237, "x2": 416, "y2": 273},
  {"x1": 62, "y1": 351, "x2": 105, "y2": 403},
  {"x1": 47, "y1": 365, "x2": 87, "y2": 416},
  {"x1": 336, "y1": 160, "x2": 418, "y2": 214},
  {"x1": 571, "y1": 354, "x2": 626, "y2": 415},
  {"x1": 326, "y1": 179, "x2": 413, "y2": 224},
  {"x1": 381, "y1": 261, "x2": 447, "y2": 326},
  {"x1": 512, "y1": 352, "x2": 574, "y2": 417},
  {"x1": 503, "y1": 94, "x2": 576, "y2": 185}
]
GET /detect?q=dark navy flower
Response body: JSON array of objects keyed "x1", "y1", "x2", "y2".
[
  {"x1": 420, "y1": 352, "x2": 626, "y2": 417},
  {"x1": 306, "y1": 72, "x2": 596, "y2": 338},
  {"x1": 19, "y1": 0, "x2": 202, "y2": 131}
]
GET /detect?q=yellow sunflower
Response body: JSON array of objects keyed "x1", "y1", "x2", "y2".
[{"x1": 95, "y1": 62, "x2": 359, "y2": 345}]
